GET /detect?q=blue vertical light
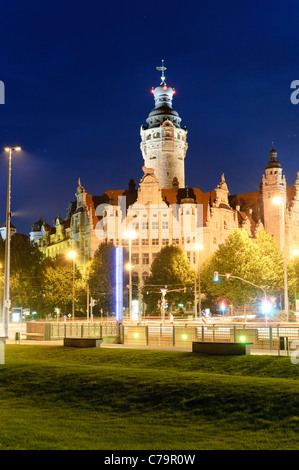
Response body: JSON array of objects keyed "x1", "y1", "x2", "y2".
[{"x1": 115, "y1": 246, "x2": 123, "y2": 322}]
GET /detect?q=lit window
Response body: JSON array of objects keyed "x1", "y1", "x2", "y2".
[
  {"x1": 142, "y1": 253, "x2": 149, "y2": 265},
  {"x1": 132, "y1": 254, "x2": 139, "y2": 265}
]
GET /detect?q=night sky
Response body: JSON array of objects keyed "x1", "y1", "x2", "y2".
[{"x1": 1, "y1": 0, "x2": 299, "y2": 236}]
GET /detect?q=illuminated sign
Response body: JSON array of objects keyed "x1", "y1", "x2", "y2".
[{"x1": 115, "y1": 247, "x2": 123, "y2": 322}]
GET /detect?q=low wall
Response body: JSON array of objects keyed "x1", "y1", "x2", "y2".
[
  {"x1": 64, "y1": 337, "x2": 103, "y2": 348},
  {"x1": 26, "y1": 322, "x2": 46, "y2": 340},
  {"x1": 192, "y1": 341, "x2": 253, "y2": 355}
]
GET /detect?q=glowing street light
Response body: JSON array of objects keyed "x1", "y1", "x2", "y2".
[
  {"x1": 273, "y1": 196, "x2": 289, "y2": 320},
  {"x1": 262, "y1": 298, "x2": 271, "y2": 325},
  {"x1": 124, "y1": 230, "x2": 136, "y2": 321},
  {"x1": 272, "y1": 196, "x2": 282, "y2": 206},
  {"x1": 2, "y1": 146, "x2": 21, "y2": 341},
  {"x1": 67, "y1": 251, "x2": 77, "y2": 321}
]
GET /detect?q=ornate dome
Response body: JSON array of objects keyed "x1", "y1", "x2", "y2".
[
  {"x1": 265, "y1": 146, "x2": 282, "y2": 169},
  {"x1": 144, "y1": 61, "x2": 182, "y2": 129},
  {"x1": 146, "y1": 85, "x2": 181, "y2": 129}
]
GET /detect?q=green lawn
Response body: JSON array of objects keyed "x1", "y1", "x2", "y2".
[{"x1": 0, "y1": 345, "x2": 299, "y2": 450}]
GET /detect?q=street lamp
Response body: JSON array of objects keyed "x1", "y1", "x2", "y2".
[
  {"x1": 273, "y1": 196, "x2": 289, "y2": 321},
  {"x1": 124, "y1": 230, "x2": 136, "y2": 321},
  {"x1": 194, "y1": 244, "x2": 203, "y2": 319},
  {"x1": 67, "y1": 251, "x2": 76, "y2": 321},
  {"x1": 2, "y1": 146, "x2": 21, "y2": 339}
]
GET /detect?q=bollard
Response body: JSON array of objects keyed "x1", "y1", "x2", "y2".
[{"x1": 234, "y1": 326, "x2": 237, "y2": 343}]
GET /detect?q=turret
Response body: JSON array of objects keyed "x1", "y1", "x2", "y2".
[
  {"x1": 262, "y1": 145, "x2": 287, "y2": 249},
  {"x1": 140, "y1": 61, "x2": 188, "y2": 189}
]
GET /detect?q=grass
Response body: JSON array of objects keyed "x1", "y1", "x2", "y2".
[{"x1": 0, "y1": 345, "x2": 299, "y2": 450}]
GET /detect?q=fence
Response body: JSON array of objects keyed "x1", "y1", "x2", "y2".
[
  {"x1": 48, "y1": 322, "x2": 121, "y2": 342},
  {"x1": 44, "y1": 321, "x2": 299, "y2": 352}
]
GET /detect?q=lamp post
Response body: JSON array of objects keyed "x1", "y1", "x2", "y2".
[
  {"x1": 273, "y1": 196, "x2": 289, "y2": 321},
  {"x1": 124, "y1": 230, "x2": 136, "y2": 321},
  {"x1": 194, "y1": 244, "x2": 203, "y2": 319},
  {"x1": 2, "y1": 146, "x2": 21, "y2": 339},
  {"x1": 67, "y1": 251, "x2": 76, "y2": 321}
]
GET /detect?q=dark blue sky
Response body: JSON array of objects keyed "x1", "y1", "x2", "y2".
[{"x1": 0, "y1": 0, "x2": 299, "y2": 235}]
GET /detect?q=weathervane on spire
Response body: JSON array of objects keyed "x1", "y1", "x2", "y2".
[{"x1": 156, "y1": 59, "x2": 167, "y2": 85}]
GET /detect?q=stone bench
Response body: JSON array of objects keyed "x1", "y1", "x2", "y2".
[
  {"x1": 63, "y1": 337, "x2": 103, "y2": 348},
  {"x1": 192, "y1": 341, "x2": 253, "y2": 355}
]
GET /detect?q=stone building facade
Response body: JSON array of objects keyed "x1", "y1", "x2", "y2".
[{"x1": 30, "y1": 68, "x2": 299, "y2": 294}]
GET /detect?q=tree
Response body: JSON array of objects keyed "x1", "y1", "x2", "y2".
[
  {"x1": 200, "y1": 229, "x2": 284, "y2": 308},
  {"x1": 253, "y1": 229, "x2": 284, "y2": 294},
  {"x1": 286, "y1": 255, "x2": 299, "y2": 307},
  {"x1": 39, "y1": 255, "x2": 84, "y2": 318},
  {"x1": 142, "y1": 245, "x2": 195, "y2": 314},
  {"x1": 0, "y1": 234, "x2": 45, "y2": 312},
  {"x1": 88, "y1": 241, "x2": 119, "y2": 315}
]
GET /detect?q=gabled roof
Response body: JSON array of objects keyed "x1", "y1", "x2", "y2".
[{"x1": 1, "y1": 221, "x2": 16, "y2": 229}]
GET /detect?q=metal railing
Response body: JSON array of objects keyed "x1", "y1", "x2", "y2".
[
  {"x1": 36, "y1": 321, "x2": 299, "y2": 353},
  {"x1": 49, "y1": 322, "x2": 120, "y2": 341},
  {"x1": 122, "y1": 323, "x2": 299, "y2": 352}
]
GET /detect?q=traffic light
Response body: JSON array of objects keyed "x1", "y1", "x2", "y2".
[
  {"x1": 219, "y1": 300, "x2": 226, "y2": 313},
  {"x1": 261, "y1": 299, "x2": 271, "y2": 314},
  {"x1": 214, "y1": 271, "x2": 219, "y2": 282}
]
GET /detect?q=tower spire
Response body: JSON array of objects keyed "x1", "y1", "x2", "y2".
[
  {"x1": 140, "y1": 63, "x2": 188, "y2": 189},
  {"x1": 156, "y1": 59, "x2": 167, "y2": 85}
]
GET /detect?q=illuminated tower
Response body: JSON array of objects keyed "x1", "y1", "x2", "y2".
[
  {"x1": 140, "y1": 61, "x2": 188, "y2": 188},
  {"x1": 262, "y1": 145, "x2": 287, "y2": 250}
]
